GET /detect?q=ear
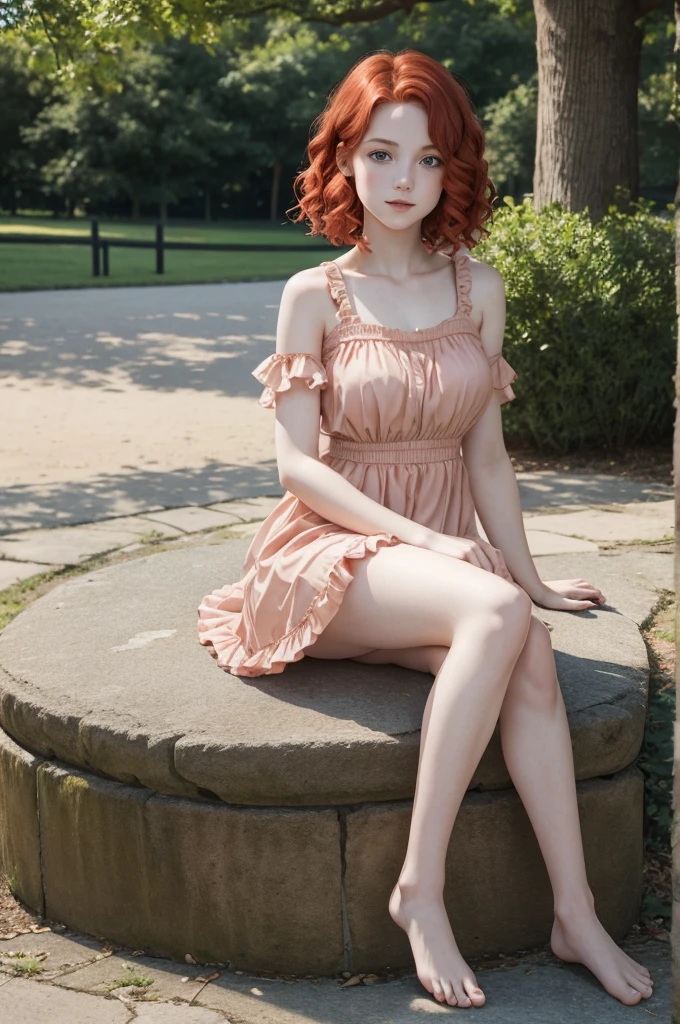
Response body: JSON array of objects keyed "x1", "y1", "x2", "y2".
[{"x1": 335, "y1": 141, "x2": 352, "y2": 178}]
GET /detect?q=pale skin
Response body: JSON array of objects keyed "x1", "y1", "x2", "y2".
[{"x1": 270, "y1": 100, "x2": 654, "y2": 1007}]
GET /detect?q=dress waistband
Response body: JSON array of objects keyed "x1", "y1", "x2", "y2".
[{"x1": 326, "y1": 436, "x2": 462, "y2": 465}]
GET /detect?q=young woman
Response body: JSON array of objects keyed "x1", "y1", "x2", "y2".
[{"x1": 197, "y1": 49, "x2": 654, "y2": 1010}]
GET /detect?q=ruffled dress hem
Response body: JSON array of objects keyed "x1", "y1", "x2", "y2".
[{"x1": 197, "y1": 530, "x2": 400, "y2": 677}]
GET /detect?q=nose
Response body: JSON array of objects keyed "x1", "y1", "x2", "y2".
[{"x1": 394, "y1": 164, "x2": 414, "y2": 191}]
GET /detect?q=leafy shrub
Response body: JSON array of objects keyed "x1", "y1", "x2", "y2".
[{"x1": 475, "y1": 196, "x2": 675, "y2": 452}]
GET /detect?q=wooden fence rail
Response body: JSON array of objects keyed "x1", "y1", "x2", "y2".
[{"x1": 0, "y1": 218, "x2": 337, "y2": 277}]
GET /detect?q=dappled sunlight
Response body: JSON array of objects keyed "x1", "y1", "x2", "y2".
[
  {"x1": 0, "y1": 279, "x2": 284, "y2": 396},
  {"x1": 0, "y1": 461, "x2": 283, "y2": 532}
]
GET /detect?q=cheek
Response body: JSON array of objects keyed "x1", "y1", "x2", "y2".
[
  {"x1": 360, "y1": 164, "x2": 384, "y2": 191},
  {"x1": 423, "y1": 171, "x2": 445, "y2": 200}
]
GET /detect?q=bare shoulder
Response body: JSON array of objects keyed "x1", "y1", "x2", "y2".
[
  {"x1": 467, "y1": 254, "x2": 505, "y2": 304},
  {"x1": 276, "y1": 263, "x2": 335, "y2": 357},
  {"x1": 279, "y1": 263, "x2": 333, "y2": 320}
]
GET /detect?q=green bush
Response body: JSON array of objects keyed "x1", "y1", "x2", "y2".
[{"x1": 475, "y1": 196, "x2": 675, "y2": 452}]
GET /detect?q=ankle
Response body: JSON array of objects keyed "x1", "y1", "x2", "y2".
[
  {"x1": 554, "y1": 889, "x2": 596, "y2": 922},
  {"x1": 395, "y1": 877, "x2": 444, "y2": 902}
]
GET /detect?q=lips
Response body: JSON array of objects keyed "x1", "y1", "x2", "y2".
[{"x1": 386, "y1": 200, "x2": 415, "y2": 208}]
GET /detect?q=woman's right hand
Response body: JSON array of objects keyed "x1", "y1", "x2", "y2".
[{"x1": 421, "y1": 530, "x2": 497, "y2": 573}]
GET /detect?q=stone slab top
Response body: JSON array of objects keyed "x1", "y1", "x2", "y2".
[{"x1": 0, "y1": 541, "x2": 670, "y2": 807}]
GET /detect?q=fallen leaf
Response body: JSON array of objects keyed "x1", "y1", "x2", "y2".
[
  {"x1": 195, "y1": 972, "x2": 220, "y2": 983},
  {"x1": 339, "y1": 975, "x2": 363, "y2": 987},
  {"x1": 185, "y1": 953, "x2": 197, "y2": 965}
]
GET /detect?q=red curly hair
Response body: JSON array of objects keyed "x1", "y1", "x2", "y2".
[{"x1": 288, "y1": 49, "x2": 497, "y2": 255}]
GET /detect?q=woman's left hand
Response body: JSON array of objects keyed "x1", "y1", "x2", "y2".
[{"x1": 533, "y1": 579, "x2": 606, "y2": 612}]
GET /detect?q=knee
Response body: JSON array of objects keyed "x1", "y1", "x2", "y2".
[
  {"x1": 485, "y1": 582, "x2": 533, "y2": 639},
  {"x1": 509, "y1": 616, "x2": 560, "y2": 708}
]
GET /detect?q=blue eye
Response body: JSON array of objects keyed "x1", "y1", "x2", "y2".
[{"x1": 367, "y1": 150, "x2": 442, "y2": 167}]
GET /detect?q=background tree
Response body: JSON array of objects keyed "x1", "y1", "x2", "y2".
[
  {"x1": 0, "y1": 0, "x2": 674, "y2": 219},
  {"x1": 532, "y1": 0, "x2": 670, "y2": 218}
]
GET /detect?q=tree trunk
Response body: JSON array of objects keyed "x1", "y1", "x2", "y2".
[
  {"x1": 270, "y1": 159, "x2": 281, "y2": 222},
  {"x1": 533, "y1": 0, "x2": 643, "y2": 219},
  {"x1": 204, "y1": 188, "x2": 211, "y2": 222},
  {"x1": 132, "y1": 194, "x2": 140, "y2": 219}
]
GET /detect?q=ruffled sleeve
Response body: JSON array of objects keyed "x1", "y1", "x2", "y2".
[
  {"x1": 487, "y1": 351, "x2": 518, "y2": 405},
  {"x1": 252, "y1": 352, "x2": 329, "y2": 410}
]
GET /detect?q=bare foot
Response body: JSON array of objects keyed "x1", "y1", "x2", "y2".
[
  {"x1": 551, "y1": 907, "x2": 654, "y2": 1005},
  {"x1": 389, "y1": 882, "x2": 485, "y2": 1007}
]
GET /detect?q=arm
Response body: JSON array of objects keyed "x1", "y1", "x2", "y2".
[
  {"x1": 268, "y1": 268, "x2": 434, "y2": 548},
  {"x1": 462, "y1": 264, "x2": 605, "y2": 610}
]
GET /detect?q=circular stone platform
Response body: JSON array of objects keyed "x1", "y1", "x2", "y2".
[{"x1": 0, "y1": 539, "x2": 663, "y2": 975}]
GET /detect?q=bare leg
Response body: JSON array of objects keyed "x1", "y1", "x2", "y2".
[
  {"x1": 357, "y1": 623, "x2": 655, "y2": 1007},
  {"x1": 497, "y1": 615, "x2": 653, "y2": 1004},
  {"x1": 307, "y1": 543, "x2": 533, "y2": 1007}
]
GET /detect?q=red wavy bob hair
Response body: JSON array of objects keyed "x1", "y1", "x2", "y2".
[{"x1": 288, "y1": 49, "x2": 497, "y2": 255}]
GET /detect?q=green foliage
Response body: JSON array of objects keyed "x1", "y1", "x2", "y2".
[
  {"x1": 639, "y1": 67, "x2": 678, "y2": 187},
  {"x1": 475, "y1": 195, "x2": 675, "y2": 452},
  {"x1": 481, "y1": 72, "x2": 536, "y2": 194}
]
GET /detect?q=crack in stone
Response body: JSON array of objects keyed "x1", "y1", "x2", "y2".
[{"x1": 337, "y1": 809, "x2": 352, "y2": 973}]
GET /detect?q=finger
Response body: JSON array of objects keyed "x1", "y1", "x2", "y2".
[
  {"x1": 472, "y1": 553, "x2": 495, "y2": 573},
  {"x1": 572, "y1": 581, "x2": 606, "y2": 600},
  {"x1": 569, "y1": 586, "x2": 605, "y2": 602},
  {"x1": 468, "y1": 552, "x2": 494, "y2": 572},
  {"x1": 475, "y1": 549, "x2": 496, "y2": 573}
]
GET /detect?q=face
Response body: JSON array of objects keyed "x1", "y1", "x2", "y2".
[{"x1": 337, "y1": 101, "x2": 445, "y2": 231}]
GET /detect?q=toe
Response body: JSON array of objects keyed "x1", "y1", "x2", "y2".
[
  {"x1": 441, "y1": 980, "x2": 458, "y2": 1006},
  {"x1": 431, "y1": 980, "x2": 446, "y2": 1003},
  {"x1": 628, "y1": 970, "x2": 652, "y2": 997},
  {"x1": 452, "y1": 980, "x2": 472, "y2": 1006},
  {"x1": 464, "y1": 977, "x2": 486, "y2": 1006},
  {"x1": 622, "y1": 985, "x2": 642, "y2": 1005},
  {"x1": 634, "y1": 971, "x2": 653, "y2": 990}
]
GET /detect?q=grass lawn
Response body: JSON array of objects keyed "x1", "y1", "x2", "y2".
[{"x1": 0, "y1": 216, "x2": 345, "y2": 291}]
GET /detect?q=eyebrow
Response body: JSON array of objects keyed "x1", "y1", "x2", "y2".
[{"x1": 363, "y1": 137, "x2": 439, "y2": 151}]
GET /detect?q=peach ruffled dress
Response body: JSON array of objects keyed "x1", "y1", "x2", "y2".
[{"x1": 197, "y1": 246, "x2": 518, "y2": 677}]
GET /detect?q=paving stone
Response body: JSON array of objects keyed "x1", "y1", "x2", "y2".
[
  {"x1": 523, "y1": 507, "x2": 673, "y2": 544},
  {"x1": 207, "y1": 497, "x2": 283, "y2": 520},
  {"x1": 0, "y1": 526, "x2": 144, "y2": 566},
  {"x1": 133, "y1": 1004, "x2": 228, "y2": 1022},
  {"x1": 0, "y1": 930, "x2": 104, "y2": 978},
  {"x1": 193, "y1": 936, "x2": 671, "y2": 1024},
  {"x1": 620, "y1": 497, "x2": 674, "y2": 517},
  {"x1": 516, "y1": 471, "x2": 672, "y2": 511},
  {"x1": 0, "y1": 976, "x2": 131, "y2": 1023},
  {"x1": 88, "y1": 517, "x2": 184, "y2": 538},
  {"x1": 525, "y1": 530, "x2": 599, "y2": 555},
  {"x1": 53, "y1": 948, "x2": 216, "y2": 1003},
  {"x1": 142, "y1": 507, "x2": 247, "y2": 533},
  {"x1": 0, "y1": 560, "x2": 53, "y2": 589},
  {"x1": 0, "y1": 930, "x2": 670, "y2": 1024}
]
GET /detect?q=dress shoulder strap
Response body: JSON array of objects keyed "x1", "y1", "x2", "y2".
[
  {"x1": 321, "y1": 261, "x2": 360, "y2": 324},
  {"x1": 453, "y1": 246, "x2": 473, "y2": 318}
]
